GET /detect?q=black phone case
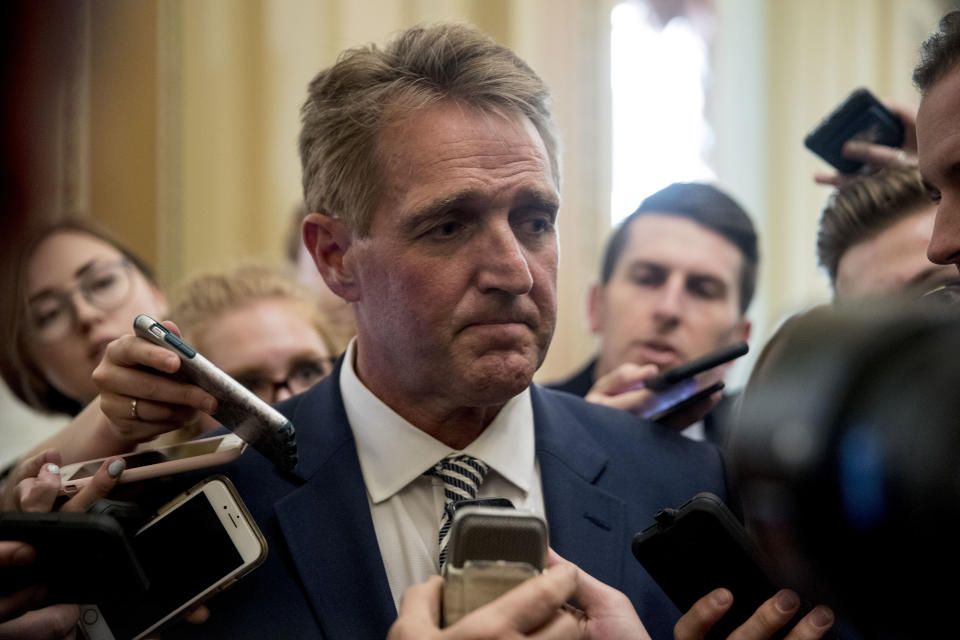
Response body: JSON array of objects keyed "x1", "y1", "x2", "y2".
[
  {"x1": 804, "y1": 87, "x2": 904, "y2": 174},
  {"x1": 632, "y1": 493, "x2": 791, "y2": 640},
  {"x1": 0, "y1": 511, "x2": 149, "y2": 605}
]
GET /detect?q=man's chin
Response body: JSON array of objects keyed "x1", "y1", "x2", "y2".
[{"x1": 460, "y1": 353, "x2": 538, "y2": 403}]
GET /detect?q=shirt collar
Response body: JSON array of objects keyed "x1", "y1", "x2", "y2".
[{"x1": 339, "y1": 338, "x2": 535, "y2": 504}]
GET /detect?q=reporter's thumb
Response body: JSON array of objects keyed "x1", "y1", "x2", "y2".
[{"x1": 61, "y1": 457, "x2": 125, "y2": 513}]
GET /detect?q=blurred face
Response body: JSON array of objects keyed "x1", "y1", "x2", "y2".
[
  {"x1": 24, "y1": 230, "x2": 167, "y2": 404},
  {"x1": 834, "y1": 207, "x2": 957, "y2": 300},
  {"x1": 919, "y1": 68, "x2": 960, "y2": 271},
  {"x1": 346, "y1": 101, "x2": 559, "y2": 418},
  {"x1": 590, "y1": 214, "x2": 750, "y2": 375},
  {"x1": 192, "y1": 298, "x2": 334, "y2": 404}
]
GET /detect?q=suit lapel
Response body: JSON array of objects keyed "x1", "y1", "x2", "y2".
[
  {"x1": 273, "y1": 372, "x2": 396, "y2": 638},
  {"x1": 531, "y1": 386, "x2": 631, "y2": 589}
]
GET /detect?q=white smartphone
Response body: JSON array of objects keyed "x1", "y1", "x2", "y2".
[
  {"x1": 133, "y1": 314, "x2": 297, "y2": 471},
  {"x1": 58, "y1": 434, "x2": 247, "y2": 496},
  {"x1": 80, "y1": 475, "x2": 267, "y2": 640}
]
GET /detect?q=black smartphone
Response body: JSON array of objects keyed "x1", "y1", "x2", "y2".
[
  {"x1": 632, "y1": 493, "x2": 813, "y2": 640},
  {"x1": 133, "y1": 314, "x2": 297, "y2": 471},
  {"x1": 804, "y1": 87, "x2": 904, "y2": 174},
  {"x1": 635, "y1": 341, "x2": 748, "y2": 422},
  {"x1": 0, "y1": 511, "x2": 149, "y2": 605}
]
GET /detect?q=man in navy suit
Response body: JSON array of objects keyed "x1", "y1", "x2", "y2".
[{"x1": 95, "y1": 22, "x2": 832, "y2": 640}]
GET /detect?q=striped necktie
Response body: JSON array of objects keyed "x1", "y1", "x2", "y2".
[{"x1": 427, "y1": 454, "x2": 488, "y2": 569}]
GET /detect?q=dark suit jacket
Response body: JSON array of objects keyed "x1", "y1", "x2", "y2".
[
  {"x1": 168, "y1": 363, "x2": 730, "y2": 639},
  {"x1": 547, "y1": 358, "x2": 739, "y2": 447}
]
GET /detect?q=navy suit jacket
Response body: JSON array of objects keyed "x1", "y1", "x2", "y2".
[{"x1": 168, "y1": 365, "x2": 730, "y2": 639}]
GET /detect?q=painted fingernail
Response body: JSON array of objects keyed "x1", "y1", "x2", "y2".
[
  {"x1": 811, "y1": 606, "x2": 834, "y2": 628},
  {"x1": 775, "y1": 590, "x2": 800, "y2": 613},
  {"x1": 45, "y1": 463, "x2": 60, "y2": 474},
  {"x1": 108, "y1": 459, "x2": 124, "y2": 478}
]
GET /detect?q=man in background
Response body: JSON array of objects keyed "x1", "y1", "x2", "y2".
[
  {"x1": 915, "y1": 10, "x2": 960, "y2": 274},
  {"x1": 550, "y1": 182, "x2": 756, "y2": 445},
  {"x1": 817, "y1": 166, "x2": 956, "y2": 301}
]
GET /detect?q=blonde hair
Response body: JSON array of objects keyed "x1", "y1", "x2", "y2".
[
  {"x1": 169, "y1": 264, "x2": 336, "y2": 357},
  {"x1": 298, "y1": 22, "x2": 559, "y2": 235}
]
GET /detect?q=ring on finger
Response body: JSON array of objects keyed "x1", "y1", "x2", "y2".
[{"x1": 130, "y1": 398, "x2": 140, "y2": 420}]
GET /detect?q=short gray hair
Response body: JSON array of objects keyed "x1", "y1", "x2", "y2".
[{"x1": 298, "y1": 22, "x2": 560, "y2": 236}]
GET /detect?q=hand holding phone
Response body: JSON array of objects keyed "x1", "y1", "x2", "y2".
[
  {"x1": 632, "y1": 493, "x2": 834, "y2": 640},
  {"x1": 0, "y1": 512, "x2": 148, "y2": 606},
  {"x1": 805, "y1": 88, "x2": 905, "y2": 175},
  {"x1": 441, "y1": 506, "x2": 547, "y2": 627},
  {"x1": 58, "y1": 434, "x2": 247, "y2": 496},
  {"x1": 133, "y1": 315, "x2": 297, "y2": 471},
  {"x1": 634, "y1": 341, "x2": 748, "y2": 422}
]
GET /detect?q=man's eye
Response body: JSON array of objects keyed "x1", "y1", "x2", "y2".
[
  {"x1": 927, "y1": 188, "x2": 943, "y2": 204},
  {"x1": 689, "y1": 279, "x2": 725, "y2": 300},
  {"x1": 429, "y1": 220, "x2": 465, "y2": 238},
  {"x1": 631, "y1": 271, "x2": 664, "y2": 287},
  {"x1": 523, "y1": 218, "x2": 553, "y2": 234}
]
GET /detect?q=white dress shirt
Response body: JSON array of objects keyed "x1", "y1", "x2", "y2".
[{"x1": 339, "y1": 339, "x2": 546, "y2": 610}]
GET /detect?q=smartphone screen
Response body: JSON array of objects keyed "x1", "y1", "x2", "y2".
[
  {"x1": 634, "y1": 342, "x2": 747, "y2": 421},
  {"x1": 96, "y1": 489, "x2": 254, "y2": 639},
  {"x1": 63, "y1": 439, "x2": 225, "y2": 481}
]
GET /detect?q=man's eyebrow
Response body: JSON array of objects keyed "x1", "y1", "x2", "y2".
[
  {"x1": 402, "y1": 188, "x2": 560, "y2": 234},
  {"x1": 27, "y1": 259, "x2": 98, "y2": 303}
]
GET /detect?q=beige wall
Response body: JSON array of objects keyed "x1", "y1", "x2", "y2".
[{"x1": 2, "y1": 1, "x2": 951, "y2": 461}]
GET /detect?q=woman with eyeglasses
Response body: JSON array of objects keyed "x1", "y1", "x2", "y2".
[{"x1": 0, "y1": 218, "x2": 169, "y2": 457}]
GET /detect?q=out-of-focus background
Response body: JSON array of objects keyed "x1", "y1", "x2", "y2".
[{"x1": 1, "y1": 0, "x2": 951, "y2": 463}]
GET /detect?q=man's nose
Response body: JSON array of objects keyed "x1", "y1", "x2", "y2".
[
  {"x1": 475, "y1": 222, "x2": 534, "y2": 295},
  {"x1": 652, "y1": 276, "x2": 685, "y2": 321},
  {"x1": 927, "y1": 200, "x2": 960, "y2": 267}
]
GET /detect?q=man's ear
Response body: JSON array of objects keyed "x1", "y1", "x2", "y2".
[
  {"x1": 302, "y1": 213, "x2": 359, "y2": 302},
  {"x1": 587, "y1": 281, "x2": 606, "y2": 335}
]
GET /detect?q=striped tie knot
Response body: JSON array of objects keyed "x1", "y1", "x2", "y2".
[{"x1": 426, "y1": 454, "x2": 488, "y2": 568}]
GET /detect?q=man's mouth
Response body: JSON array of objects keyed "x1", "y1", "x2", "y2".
[{"x1": 639, "y1": 340, "x2": 681, "y2": 366}]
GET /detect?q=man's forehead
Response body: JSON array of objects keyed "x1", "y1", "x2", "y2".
[
  {"x1": 918, "y1": 68, "x2": 960, "y2": 179},
  {"x1": 620, "y1": 213, "x2": 744, "y2": 276},
  {"x1": 372, "y1": 102, "x2": 558, "y2": 224}
]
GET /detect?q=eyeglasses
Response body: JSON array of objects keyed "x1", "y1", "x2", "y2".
[
  {"x1": 27, "y1": 260, "x2": 134, "y2": 343},
  {"x1": 232, "y1": 356, "x2": 337, "y2": 403}
]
